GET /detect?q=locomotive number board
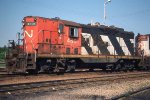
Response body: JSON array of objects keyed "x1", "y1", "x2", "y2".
[{"x1": 26, "y1": 22, "x2": 36, "y2": 26}]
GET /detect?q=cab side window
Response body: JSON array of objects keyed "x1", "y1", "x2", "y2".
[
  {"x1": 58, "y1": 24, "x2": 64, "y2": 33},
  {"x1": 69, "y1": 27, "x2": 78, "y2": 38}
]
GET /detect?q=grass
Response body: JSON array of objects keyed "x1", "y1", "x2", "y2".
[
  {"x1": 0, "y1": 64, "x2": 6, "y2": 68},
  {"x1": 0, "y1": 47, "x2": 7, "y2": 68},
  {"x1": 0, "y1": 59, "x2": 6, "y2": 68}
]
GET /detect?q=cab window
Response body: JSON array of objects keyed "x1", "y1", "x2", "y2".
[
  {"x1": 69, "y1": 27, "x2": 78, "y2": 38},
  {"x1": 58, "y1": 24, "x2": 64, "y2": 33}
]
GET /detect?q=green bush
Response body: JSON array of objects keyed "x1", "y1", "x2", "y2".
[{"x1": 0, "y1": 47, "x2": 7, "y2": 60}]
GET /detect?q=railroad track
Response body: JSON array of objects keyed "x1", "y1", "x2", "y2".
[
  {"x1": 0, "y1": 72, "x2": 150, "y2": 96},
  {"x1": 0, "y1": 70, "x2": 127, "y2": 79},
  {"x1": 111, "y1": 86, "x2": 150, "y2": 100},
  {"x1": 0, "y1": 68, "x2": 6, "y2": 72},
  {"x1": 0, "y1": 69, "x2": 147, "y2": 78}
]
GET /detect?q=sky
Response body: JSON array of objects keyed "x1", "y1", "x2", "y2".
[{"x1": 0, "y1": 0, "x2": 150, "y2": 47}]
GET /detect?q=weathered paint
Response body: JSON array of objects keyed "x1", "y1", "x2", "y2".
[{"x1": 23, "y1": 16, "x2": 81, "y2": 55}]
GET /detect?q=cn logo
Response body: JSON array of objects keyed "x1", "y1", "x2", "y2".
[{"x1": 24, "y1": 30, "x2": 33, "y2": 38}]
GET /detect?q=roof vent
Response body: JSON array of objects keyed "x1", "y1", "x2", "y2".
[{"x1": 54, "y1": 17, "x2": 60, "y2": 20}]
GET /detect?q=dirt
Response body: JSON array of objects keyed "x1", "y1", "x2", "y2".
[
  {"x1": 0, "y1": 72, "x2": 103, "y2": 85},
  {"x1": 61, "y1": 78, "x2": 150, "y2": 99},
  {"x1": 0, "y1": 71, "x2": 148, "y2": 85},
  {"x1": 1, "y1": 77, "x2": 150, "y2": 100}
]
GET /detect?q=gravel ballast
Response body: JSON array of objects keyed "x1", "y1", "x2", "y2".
[
  {"x1": 61, "y1": 78, "x2": 150, "y2": 99},
  {"x1": 1, "y1": 77, "x2": 150, "y2": 100}
]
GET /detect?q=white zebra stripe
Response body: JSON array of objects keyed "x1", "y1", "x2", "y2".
[
  {"x1": 81, "y1": 33, "x2": 132, "y2": 56},
  {"x1": 100, "y1": 35, "x2": 118, "y2": 55},
  {"x1": 116, "y1": 37, "x2": 131, "y2": 55}
]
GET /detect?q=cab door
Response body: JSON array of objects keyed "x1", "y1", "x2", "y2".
[
  {"x1": 38, "y1": 30, "x2": 51, "y2": 53},
  {"x1": 43, "y1": 30, "x2": 51, "y2": 53},
  {"x1": 57, "y1": 23, "x2": 64, "y2": 45}
]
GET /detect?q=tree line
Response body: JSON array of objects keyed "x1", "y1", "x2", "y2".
[{"x1": 0, "y1": 46, "x2": 7, "y2": 60}]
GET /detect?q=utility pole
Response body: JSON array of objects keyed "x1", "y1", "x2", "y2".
[{"x1": 104, "y1": 0, "x2": 111, "y2": 24}]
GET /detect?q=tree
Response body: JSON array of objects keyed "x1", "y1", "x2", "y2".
[{"x1": 0, "y1": 45, "x2": 7, "y2": 60}]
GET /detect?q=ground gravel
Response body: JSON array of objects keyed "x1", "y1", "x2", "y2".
[
  {"x1": 60, "y1": 78, "x2": 150, "y2": 99},
  {"x1": 1, "y1": 77, "x2": 150, "y2": 100},
  {"x1": 0, "y1": 72, "x2": 103, "y2": 85}
]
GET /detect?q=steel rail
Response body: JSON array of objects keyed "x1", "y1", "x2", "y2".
[
  {"x1": 0, "y1": 72, "x2": 150, "y2": 96},
  {"x1": 0, "y1": 70, "x2": 148, "y2": 79},
  {"x1": 111, "y1": 86, "x2": 150, "y2": 100}
]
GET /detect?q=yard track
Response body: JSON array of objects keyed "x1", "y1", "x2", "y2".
[
  {"x1": 111, "y1": 86, "x2": 150, "y2": 100},
  {"x1": 0, "y1": 71, "x2": 150, "y2": 96}
]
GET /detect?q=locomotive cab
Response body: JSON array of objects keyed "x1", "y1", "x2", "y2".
[{"x1": 22, "y1": 16, "x2": 82, "y2": 73}]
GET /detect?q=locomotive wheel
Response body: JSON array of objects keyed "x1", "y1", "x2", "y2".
[
  {"x1": 65, "y1": 60, "x2": 76, "y2": 72},
  {"x1": 122, "y1": 64, "x2": 128, "y2": 72},
  {"x1": 53, "y1": 63, "x2": 65, "y2": 74},
  {"x1": 66, "y1": 64, "x2": 76, "y2": 72},
  {"x1": 110, "y1": 65, "x2": 115, "y2": 72},
  {"x1": 70, "y1": 65, "x2": 76, "y2": 72},
  {"x1": 134, "y1": 64, "x2": 141, "y2": 71},
  {"x1": 53, "y1": 65, "x2": 60, "y2": 73},
  {"x1": 146, "y1": 66, "x2": 150, "y2": 70},
  {"x1": 40, "y1": 65, "x2": 54, "y2": 74},
  {"x1": 89, "y1": 68, "x2": 94, "y2": 72},
  {"x1": 128, "y1": 64, "x2": 134, "y2": 71},
  {"x1": 107, "y1": 64, "x2": 115, "y2": 72},
  {"x1": 102, "y1": 68, "x2": 106, "y2": 72},
  {"x1": 26, "y1": 69, "x2": 38, "y2": 74},
  {"x1": 115, "y1": 63, "x2": 121, "y2": 71}
]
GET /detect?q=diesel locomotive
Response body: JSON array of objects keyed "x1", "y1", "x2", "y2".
[{"x1": 5, "y1": 16, "x2": 149, "y2": 73}]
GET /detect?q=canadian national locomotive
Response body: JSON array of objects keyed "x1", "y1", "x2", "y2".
[{"x1": 5, "y1": 16, "x2": 150, "y2": 73}]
